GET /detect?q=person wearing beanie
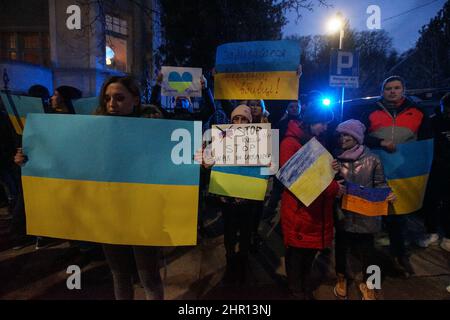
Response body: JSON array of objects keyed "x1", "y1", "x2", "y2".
[
  {"x1": 332, "y1": 119, "x2": 396, "y2": 300},
  {"x1": 238, "y1": 100, "x2": 268, "y2": 253},
  {"x1": 360, "y1": 75, "x2": 433, "y2": 279},
  {"x1": 195, "y1": 103, "x2": 261, "y2": 285},
  {"x1": 231, "y1": 104, "x2": 252, "y2": 124},
  {"x1": 279, "y1": 103, "x2": 341, "y2": 299}
]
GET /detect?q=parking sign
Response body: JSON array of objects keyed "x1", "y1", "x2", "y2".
[{"x1": 330, "y1": 50, "x2": 359, "y2": 88}]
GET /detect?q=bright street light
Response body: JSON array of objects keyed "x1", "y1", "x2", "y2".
[
  {"x1": 327, "y1": 17, "x2": 342, "y2": 34},
  {"x1": 327, "y1": 12, "x2": 346, "y2": 122},
  {"x1": 326, "y1": 13, "x2": 344, "y2": 49}
]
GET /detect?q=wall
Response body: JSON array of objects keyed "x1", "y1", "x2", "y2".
[{"x1": 0, "y1": 61, "x2": 53, "y2": 94}]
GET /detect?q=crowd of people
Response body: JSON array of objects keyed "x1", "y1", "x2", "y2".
[{"x1": 0, "y1": 72, "x2": 449, "y2": 300}]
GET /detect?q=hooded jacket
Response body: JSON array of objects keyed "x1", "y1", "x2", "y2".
[{"x1": 280, "y1": 120, "x2": 339, "y2": 249}]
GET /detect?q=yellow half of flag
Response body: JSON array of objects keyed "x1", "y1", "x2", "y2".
[
  {"x1": 387, "y1": 174, "x2": 429, "y2": 215},
  {"x1": 288, "y1": 151, "x2": 335, "y2": 207},
  {"x1": 23, "y1": 176, "x2": 199, "y2": 246},
  {"x1": 214, "y1": 71, "x2": 299, "y2": 100}
]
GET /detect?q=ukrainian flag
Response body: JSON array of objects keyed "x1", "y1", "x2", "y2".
[
  {"x1": 72, "y1": 97, "x2": 99, "y2": 115},
  {"x1": 342, "y1": 182, "x2": 391, "y2": 216},
  {"x1": 214, "y1": 40, "x2": 301, "y2": 100},
  {"x1": 373, "y1": 139, "x2": 434, "y2": 215},
  {"x1": 209, "y1": 166, "x2": 269, "y2": 201},
  {"x1": 0, "y1": 93, "x2": 44, "y2": 135},
  {"x1": 22, "y1": 114, "x2": 201, "y2": 246},
  {"x1": 276, "y1": 137, "x2": 335, "y2": 207}
]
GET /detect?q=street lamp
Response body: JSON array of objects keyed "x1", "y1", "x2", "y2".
[
  {"x1": 327, "y1": 12, "x2": 345, "y2": 121},
  {"x1": 327, "y1": 13, "x2": 344, "y2": 50}
]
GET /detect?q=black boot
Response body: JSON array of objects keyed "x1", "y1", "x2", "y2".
[
  {"x1": 222, "y1": 253, "x2": 238, "y2": 285},
  {"x1": 391, "y1": 255, "x2": 414, "y2": 278},
  {"x1": 237, "y1": 253, "x2": 250, "y2": 286}
]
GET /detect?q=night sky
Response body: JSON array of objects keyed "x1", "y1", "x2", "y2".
[{"x1": 283, "y1": 0, "x2": 447, "y2": 53}]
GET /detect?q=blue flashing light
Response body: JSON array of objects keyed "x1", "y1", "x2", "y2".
[{"x1": 322, "y1": 98, "x2": 331, "y2": 107}]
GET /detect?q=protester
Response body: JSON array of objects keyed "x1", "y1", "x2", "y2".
[
  {"x1": 280, "y1": 102, "x2": 341, "y2": 299},
  {"x1": 361, "y1": 75, "x2": 432, "y2": 278},
  {"x1": 275, "y1": 100, "x2": 301, "y2": 140},
  {"x1": 419, "y1": 92, "x2": 450, "y2": 251},
  {"x1": 49, "y1": 86, "x2": 81, "y2": 114},
  {"x1": 151, "y1": 72, "x2": 215, "y2": 122},
  {"x1": 331, "y1": 119, "x2": 396, "y2": 300},
  {"x1": 0, "y1": 110, "x2": 19, "y2": 213},
  {"x1": 141, "y1": 104, "x2": 165, "y2": 119},
  {"x1": 15, "y1": 76, "x2": 164, "y2": 300},
  {"x1": 263, "y1": 100, "x2": 302, "y2": 232},
  {"x1": 196, "y1": 105, "x2": 261, "y2": 285},
  {"x1": 246, "y1": 99, "x2": 270, "y2": 123}
]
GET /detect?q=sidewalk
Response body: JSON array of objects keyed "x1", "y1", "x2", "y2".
[{"x1": 0, "y1": 208, "x2": 449, "y2": 300}]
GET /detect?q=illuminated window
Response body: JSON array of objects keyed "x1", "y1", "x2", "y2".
[
  {"x1": 106, "y1": 46, "x2": 115, "y2": 66},
  {"x1": 105, "y1": 36, "x2": 127, "y2": 72},
  {"x1": 105, "y1": 14, "x2": 129, "y2": 72}
]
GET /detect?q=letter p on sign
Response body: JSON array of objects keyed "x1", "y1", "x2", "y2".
[{"x1": 337, "y1": 51, "x2": 353, "y2": 75}]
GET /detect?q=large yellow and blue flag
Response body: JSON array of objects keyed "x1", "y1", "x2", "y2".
[
  {"x1": 209, "y1": 166, "x2": 269, "y2": 201},
  {"x1": 0, "y1": 93, "x2": 44, "y2": 135},
  {"x1": 373, "y1": 139, "x2": 434, "y2": 215},
  {"x1": 276, "y1": 137, "x2": 335, "y2": 207},
  {"x1": 214, "y1": 40, "x2": 301, "y2": 100},
  {"x1": 22, "y1": 114, "x2": 201, "y2": 246}
]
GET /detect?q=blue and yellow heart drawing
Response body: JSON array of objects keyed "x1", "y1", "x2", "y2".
[{"x1": 168, "y1": 71, "x2": 194, "y2": 94}]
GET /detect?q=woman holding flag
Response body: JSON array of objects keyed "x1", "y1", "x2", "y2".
[{"x1": 15, "y1": 76, "x2": 164, "y2": 300}]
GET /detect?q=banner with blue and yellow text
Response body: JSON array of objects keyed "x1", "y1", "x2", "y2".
[
  {"x1": 214, "y1": 40, "x2": 301, "y2": 100},
  {"x1": 22, "y1": 114, "x2": 201, "y2": 246}
]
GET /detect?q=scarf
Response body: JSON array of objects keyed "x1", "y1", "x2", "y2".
[{"x1": 337, "y1": 145, "x2": 365, "y2": 161}]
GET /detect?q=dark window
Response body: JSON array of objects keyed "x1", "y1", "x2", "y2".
[{"x1": 0, "y1": 32, "x2": 50, "y2": 67}]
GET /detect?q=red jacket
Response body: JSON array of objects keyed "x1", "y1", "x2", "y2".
[
  {"x1": 363, "y1": 98, "x2": 432, "y2": 147},
  {"x1": 280, "y1": 120, "x2": 339, "y2": 249}
]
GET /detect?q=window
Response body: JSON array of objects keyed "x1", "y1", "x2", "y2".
[
  {"x1": 105, "y1": 14, "x2": 128, "y2": 36},
  {"x1": 0, "y1": 32, "x2": 50, "y2": 67},
  {"x1": 105, "y1": 14, "x2": 129, "y2": 72},
  {"x1": 105, "y1": 35, "x2": 127, "y2": 72}
]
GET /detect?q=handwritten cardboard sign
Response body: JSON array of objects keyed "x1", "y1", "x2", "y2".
[{"x1": 211, "y1": 123, "x2": 272, "y2": 166}]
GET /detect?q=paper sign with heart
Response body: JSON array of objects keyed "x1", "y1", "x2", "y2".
[
  {"x1": 161, "y1": 67, "x2": 203, "y2": 97},
  {"x1": 168, "y1": 71, "x2": 193, "y2": 94}
]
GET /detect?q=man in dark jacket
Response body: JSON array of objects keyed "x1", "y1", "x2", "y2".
[
  {"x1": 360, "y1": 76, "x2": 433, "y2": 278},
  {"x1": 419, "y1": 92, "x2": 450, "y2": 252}
]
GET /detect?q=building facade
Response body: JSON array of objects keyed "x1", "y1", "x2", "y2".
[{"x1": 0, "y1": 0, "x2": 163, "y2": 96}]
